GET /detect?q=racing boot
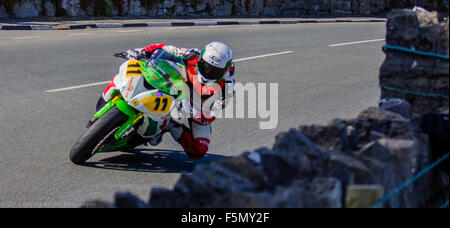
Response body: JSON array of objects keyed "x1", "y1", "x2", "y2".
[{"x1": 167, "y1": 119, "x2": 209, "y2": 160}]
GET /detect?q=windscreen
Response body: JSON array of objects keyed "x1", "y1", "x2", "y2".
[{"x1": 148, "y1": 49, "x2": 186, "y2": 80}]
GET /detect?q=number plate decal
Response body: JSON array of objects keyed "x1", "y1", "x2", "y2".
[
  {"x1": 140, "y1": 94, "x2": 173, "y2": 114},
  {"x1": 126, "y1": 60, "x2": 143, "y2": 78}
]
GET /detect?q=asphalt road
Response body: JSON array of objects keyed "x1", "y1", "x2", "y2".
[{"x1": 0, "y1": 22, "x2": 386, "y2": 207}]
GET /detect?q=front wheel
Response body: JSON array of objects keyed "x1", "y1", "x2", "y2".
[{"x1": 70, "y1": 106, "x2": 127, "y2": 165}]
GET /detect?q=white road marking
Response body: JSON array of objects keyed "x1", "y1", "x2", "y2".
[
  {"x1": 234, "y1": 51, "x2": 294, "y2": 62},
  {"x1": 116, "y1": 29, "x2": 144, "y2": 33},
  {"x1": 11, "y1": 36, "x2": 41, "y2": 40},
  {"x1": 45, "y1": 51, "x2": 295, "y2": 93},
  {"x1": 45, "y1": 81, "x2": 111, "y2": 93},
  {"x1": 328, "y1": 38, "x2": 385, "y2": 47},
  {"x1": 67, "y1": 33, "x2": 94, "y2": 36}
]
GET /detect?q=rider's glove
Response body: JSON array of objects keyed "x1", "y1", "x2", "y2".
[
  {"x1": 183, "y1": 48, "x2": 201, "y2": 60},
  {"x1": 126, "y1": 48, "x2": 147, "y2": 60}
]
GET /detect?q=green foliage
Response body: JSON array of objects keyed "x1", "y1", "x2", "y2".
[
  {"x1": 1, "y1": 0, "x2": 15, "y2": 15},
  {"x1": 82, "y1": 0, "x2": 114, "y2": 17},
  {"x1": 114, "y1": 0, "x2": 125, "y2": 15},
  {"x1": 389, "y1": 0, "x2": 399, "y2": 9},
  {"x1": 40, "y1": 0, "x2": 64, "y2": 16},
  {"x1": 110, "y1": 0, "x2": 159, "y2": 16},
  {"x1": 437, "y1": 0, "x2": 447, "y2": 12},
  {"x1": 40, "y1": 0, "x2": 46, "y2": 16},
  {"x1": 138, "y1": 0, "x2": 159, "y2": 12},
  {"x1": 44, "y1": 0, "x2": 67, "y2": 17},
  {"x1": 104, "y1": 0, "x2": 113, "y2": 17}
]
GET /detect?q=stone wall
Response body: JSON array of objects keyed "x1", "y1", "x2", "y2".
[
  {"x1": 83, "y1": 8, "x2": 449, "y2": 208},
  {"x1": 87, "y1": 105, "x2": 448, "y2": 208},
  {"x1": 379, "y1": 7, "x2": 449, "y2": 117},
  {"x1": 144, "y1": 107, "x2": 440, "y2": 208},
  {"x1": 0, "y1": 0, "x2": 449, "y2": 18}
]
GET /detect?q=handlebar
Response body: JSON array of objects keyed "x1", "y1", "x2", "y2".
[
  {"x1": 113, "y1": 51, "x2": 150, "y2": 61},
  {"x1": 113, "y1": 52, "x2": 129, "y2": 60}
]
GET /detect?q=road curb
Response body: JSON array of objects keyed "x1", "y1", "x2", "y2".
[
  {"x1": 0, "y1": 19, "x2": 386, "y2": 30},
  {"x1": 0, "y1": 25, "x2": 33, "y2": 30}
]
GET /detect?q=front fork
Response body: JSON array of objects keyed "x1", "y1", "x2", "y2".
[{"x1": 89, "y1": 92, "x2": 144, "y2": 141}]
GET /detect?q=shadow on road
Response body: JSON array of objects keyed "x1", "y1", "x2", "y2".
[{"x1": 83, "y1": 148, "x2": 228, "y2": 173}]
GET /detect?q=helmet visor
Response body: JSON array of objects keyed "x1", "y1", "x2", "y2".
[{"x1": 198, "y1": 58, "x2": 229, "y2": 81}]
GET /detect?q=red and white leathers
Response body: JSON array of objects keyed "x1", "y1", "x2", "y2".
[{"x1": 102, "y1": 43, "x2": 235, "y2": 160}]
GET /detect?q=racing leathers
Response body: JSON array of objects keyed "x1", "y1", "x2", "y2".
[{"x1": 102, "y1": 44, "x2": 235, "y2": 160}]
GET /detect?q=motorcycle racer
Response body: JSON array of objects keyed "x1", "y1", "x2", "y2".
[{"x1": 100, "y1": 42, "x2": 235, "y2": 160}]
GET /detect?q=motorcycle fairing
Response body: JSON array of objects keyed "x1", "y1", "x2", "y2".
[{"x1": 113, "y1": 59, "x2": 176, "y2": 120}]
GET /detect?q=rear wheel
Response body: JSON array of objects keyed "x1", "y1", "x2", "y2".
[{"x1": 70, "y1": 106, "x2": 127, "y2": 165}]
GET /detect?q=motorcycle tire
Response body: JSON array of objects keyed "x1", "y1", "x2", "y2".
[{"x1": 70, "y1": 106, "x2": 127, "y2": 165}]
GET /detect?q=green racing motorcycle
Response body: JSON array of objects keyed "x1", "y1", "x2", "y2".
[{"x1": 70, "y1": 49, "x2": 189, "y2": 165}]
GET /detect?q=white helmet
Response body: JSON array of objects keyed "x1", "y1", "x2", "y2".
[{"x1": 198, "y1": 42, "x2": 233, "y2": 84}]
